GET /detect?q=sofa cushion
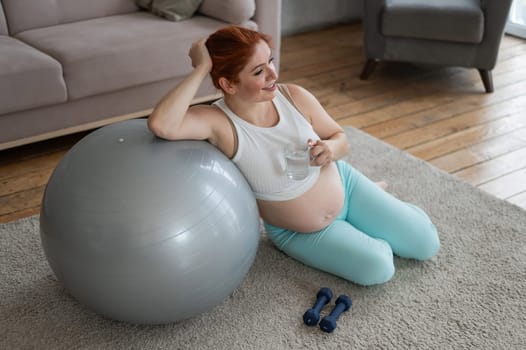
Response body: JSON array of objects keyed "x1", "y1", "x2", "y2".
[
  {"x1": 2, "y1": 0, "x2": 138, "y2": 35},
  {"x1": 0, "y1": 36, "x2": 66, "y2": 115},
  {"x1": 382, "y1": 0, "x2": 484, "y2": 44},
  {"x1": 198, "y1": 0, "x2": 255, "y2": 24},
  {"x1": 15, "y1": 12, "x2": 234, "y2": 100}
]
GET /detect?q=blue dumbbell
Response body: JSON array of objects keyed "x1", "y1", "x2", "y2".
[
  {"x1": 303, "y1": 287, "x2": 333, "y2": 326},
  {"x1": 319, "y1": 294, "x2": 352, "y2": 333}
]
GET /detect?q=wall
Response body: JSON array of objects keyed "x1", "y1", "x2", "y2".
[{"x1": 281, "y1": 0, "x2": 363, "y2": 35}]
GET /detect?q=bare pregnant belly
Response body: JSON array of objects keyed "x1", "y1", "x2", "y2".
[{"x1": 257, "y1": 162, "x2": 345, "y2": 233}]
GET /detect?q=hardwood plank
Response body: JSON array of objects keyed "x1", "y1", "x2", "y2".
[
  {"x1": 279, "y1": 56, "x2": 358, "y2": 82},
  {"x1": 407, "y1": 121, "x2": 526, "y2": 162},
  {"x1": 280, "y1": 44, "x2": 361, "y2": 74},
  {"x1": 0, "y1": 131, "x2": 86, "y2": 166},
  {"x1": 0, "y1": 168, "x2": 53, "y2": 197},
  {"x1": 428, "y1": 119, "x2": 526, "y2": 173},
  {"x1": 0, "y1": 207, "x2": 40, "y2": 224},
  {"x1": 362, "y1": 66, "x2": 526, "y2": 140},
  {"x1": 383, "y1": 93, "x2": 526, "y2": 150},
  {"x1": 335, "y1": 47, "x2": 526, "y2": 126},
  {"x1": 453, "y1": 147, "x2": 526, "y2": 185},
  {"x1": 280, "y1": 24, "x2": 361, "y2": 53},
  {"x1": 478, "y1": 167, "x2": 526, "y2": 200},
  {"x1": 343, "y1": 67, "x2": 482, "y2": 130},
  {"x1": 0, "y1": 151, "x2": 63, "y2": 180},
  {"x1": 497, "y1": 38, "x2": 526, "y2": 59},
  {"x1": 508, "y1": 191, "x2": 526, "y2": 208},
  {"x1": 0, "y1": 186, "x2": 45, "y2": 217}
]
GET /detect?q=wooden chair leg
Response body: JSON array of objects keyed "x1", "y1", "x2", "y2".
[
  {"x1": 360, "y1": 59, "x2": 378, "y2": 80},
  {"x1": 478, "y1": 69, "x2": 494, "y2": 93}
]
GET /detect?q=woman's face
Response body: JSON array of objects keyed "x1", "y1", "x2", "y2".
[{"x1": 230, "y1": 40, "x2": 278, "y2": 101}]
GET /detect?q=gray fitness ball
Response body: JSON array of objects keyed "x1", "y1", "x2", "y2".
[{"x1": 40, "y1": 119, "x2": 260, "y2": 324}]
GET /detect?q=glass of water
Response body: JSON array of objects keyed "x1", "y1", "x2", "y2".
[{"x1": 284, "y1": 144, "x2": 310, "y2": 180}]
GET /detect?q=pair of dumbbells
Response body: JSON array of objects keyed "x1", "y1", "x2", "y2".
[{"x1": 303, "y1": 287, "x2": 352, "y2": 333}]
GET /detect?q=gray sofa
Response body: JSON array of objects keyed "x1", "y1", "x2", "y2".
[
  {"x1": 0, "y1": 0, "x2": 281, "y2": 150},
  {"x1": 360, "y1": 0, "x2": 512, "y2": 93}
]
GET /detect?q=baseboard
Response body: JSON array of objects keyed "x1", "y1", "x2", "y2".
[{"x1": 0, "y1": 92, "x2": 222, "y2": 151}]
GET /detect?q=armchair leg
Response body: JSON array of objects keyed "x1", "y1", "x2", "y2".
[
  {"x1": 478, "y1": 69, "x2": 494, "y2": 93},
  {"x1": 360, "y1": 59, "x2": 378, "y2": 80}
]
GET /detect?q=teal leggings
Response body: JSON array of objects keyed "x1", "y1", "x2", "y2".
[{"x1": 264, "y1": 161, "x2": 440, "y2": 286}]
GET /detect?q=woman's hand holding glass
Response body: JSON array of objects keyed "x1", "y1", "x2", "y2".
[{"x1": 308, "y1": 139, "x2": 333, "y2": 167}]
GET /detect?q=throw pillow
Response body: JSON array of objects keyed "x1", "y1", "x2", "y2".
[
  {"x1": 136, "y1": 0, "x2": 203, "y2": 22},
  {"x1": 198, "y1": 0, "x2": 255, "y2": 24},
  {"x1": 136, "y1": 0, "x2": 153, "y2": 10}
]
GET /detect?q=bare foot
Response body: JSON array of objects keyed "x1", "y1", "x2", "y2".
[{"x1": 375, "y1": 181, "x2": 388, "y2": 191}]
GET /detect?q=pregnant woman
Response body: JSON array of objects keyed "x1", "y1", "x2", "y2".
[{"x1": 148, "y1": 26, "x2": 440, "y2": 285}]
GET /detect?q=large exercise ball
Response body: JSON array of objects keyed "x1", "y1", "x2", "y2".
[{"x1": 40, "y1": 119, "x2": 260, "y2": 324}]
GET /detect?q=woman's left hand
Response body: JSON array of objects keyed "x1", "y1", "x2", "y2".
[{"x1": 308, "y1": 139, "x2": 333, "y2": 167}]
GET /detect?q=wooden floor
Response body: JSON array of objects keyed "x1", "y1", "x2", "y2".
[{"x1": 1, "y1": 23, "x2": 526, "y2": 223}]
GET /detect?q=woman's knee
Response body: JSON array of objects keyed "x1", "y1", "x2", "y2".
[
  {"x1": 396, "y1": 204, "x2": 441, "y2": 261},
  {"x1": 346, "y1": 240, "x2": 395, "y2": 286}
]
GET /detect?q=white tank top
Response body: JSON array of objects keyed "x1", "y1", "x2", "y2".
[{"x1": 213, "y1": 89, "x2": 321, "y2": 201}]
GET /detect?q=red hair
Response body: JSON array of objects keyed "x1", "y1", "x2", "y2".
[{"x1": 206, "y1": 26, "x2": 272, "y2": 90}]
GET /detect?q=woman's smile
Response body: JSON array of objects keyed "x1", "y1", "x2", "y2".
[{"x1": 263, "y1": 81, "x2": 277, "y2": 91}]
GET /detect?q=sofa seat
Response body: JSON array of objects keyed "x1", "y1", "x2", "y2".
[
  {"x1": 382, "y1": 0, "x2": 484, "y2": 44},
  {"x1": 16, "y1": 11, "x2": 245, "y2": 101},
  {"x1": 0, "y1": 36, "x2": 66, "y2": 115}
]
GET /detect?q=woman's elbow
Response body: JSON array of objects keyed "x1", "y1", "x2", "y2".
[{"x1": 147, "y1": 116, "x2": 167, "y2": 139}]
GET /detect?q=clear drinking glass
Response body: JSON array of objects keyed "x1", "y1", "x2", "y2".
[{"x1": 284, "y1": 144, "x2": 310, "y2": 180}]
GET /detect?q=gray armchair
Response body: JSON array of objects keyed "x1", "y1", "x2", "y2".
[{"x1": 360, "y1": 0, "x2": 513, "y2": 93}]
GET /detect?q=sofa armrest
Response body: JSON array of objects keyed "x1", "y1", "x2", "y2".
[
  {"x1": 362, "y1": 0, "x2": 387, "y2": 60},
  {"x1": 0, "y1": 0, "x2": 8, "y2": 35},
  {"x1": 254, "y1": 0, "x2": 282, "y2": 72},
  {"x1": 474, "y1": 0, "x2": 513, "y2": 68}
]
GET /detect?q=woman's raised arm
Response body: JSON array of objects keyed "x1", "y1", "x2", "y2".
[{"x1": 147, "y1": 39, "x2": 214, "y2": 141}]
